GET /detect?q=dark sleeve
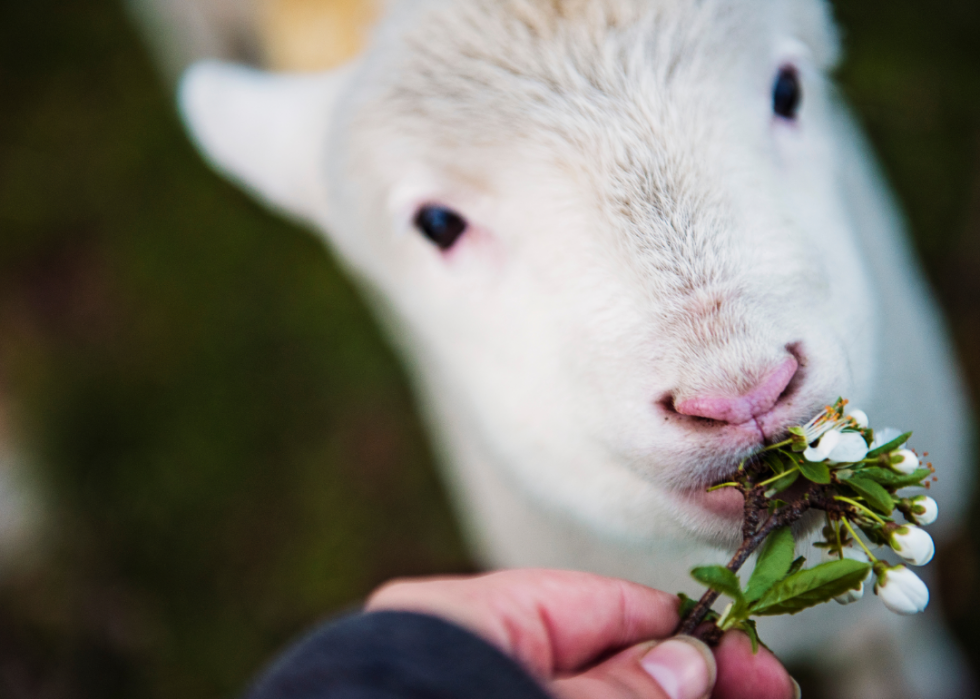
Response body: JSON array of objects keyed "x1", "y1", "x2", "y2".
[{"x1": 244, "y1": 611, "x2": 555, "y2": 699}]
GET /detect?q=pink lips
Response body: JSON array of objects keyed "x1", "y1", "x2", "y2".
[
  {"x1": 665, "y1": 356, "x2": 802, "y2": 522},
  {"x1": 680, "y1": 484, "x2": 745, "y2": 520}
]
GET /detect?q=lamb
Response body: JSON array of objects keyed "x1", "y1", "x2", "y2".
[{"x1": 178, "y1": 1, "x2": 974, "y2": 696}]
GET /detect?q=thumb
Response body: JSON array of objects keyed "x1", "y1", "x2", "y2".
[{"x1": 553, "y1": 637, "x2": 716, "y2": 699}]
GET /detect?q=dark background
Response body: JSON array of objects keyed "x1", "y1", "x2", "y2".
[{"x1": 0, "y1": 1, "x2": 978, "y2": 697}]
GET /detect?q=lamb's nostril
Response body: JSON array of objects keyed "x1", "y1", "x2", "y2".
[{"x1": 673, "y1": 356, "x2": 800, "y2": 426}]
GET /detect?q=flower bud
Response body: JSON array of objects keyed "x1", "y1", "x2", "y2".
[
  {"x1": 888, "y1": 524, "x2": 935, "y2": 566},
  {"x1": 907, "y1": 495, "x2": 938, "y2": 526},
  {"x1": 835, "y1": 582, "x2": 864, "y2": 605},
  {"x1": 846, "y1": 408, "x2": 869, "y2": 429},
  {"x1": 875, "y1": 564, "x2": 929, "y2": 615},
  {"x1": 890, "y1": 449, "x2": 919, "y2": 475}
]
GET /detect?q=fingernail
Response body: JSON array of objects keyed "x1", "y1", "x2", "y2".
[
  {"x1": 640, "y1": 637, "x2": 715, "y2": 699},
  {"x1": 792, "y1": 677, "x2": 802, "y2": 699}
]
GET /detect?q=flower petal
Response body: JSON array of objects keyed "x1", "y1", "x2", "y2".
[
  {"x1": 846, "y1": 408, "x2": 869, "y2": 428},
  {"x1": 909, "y1": 496, "x2": 938, "y2": 526},
  {"x1": 826, "y1": 431, "x2": 870, "y2": 463},
  {"x1": 835, "y1": 581, "x2": 864, "y2": 605},
  {"x1": 876, "y1": 565, "x2": 929, "y2": 615},
  {"x1": 803, "y1": 429, "x2": 840, "y2": 462},
  {"x1": 890, "y1": 525, "x2": 935, "y2": 566},
  {"x1": 892, "y1": 449, "x2": 920, "y2": 475},
  {"x1": 870, "y1": 427, "x2": 906, "y2": 450}
]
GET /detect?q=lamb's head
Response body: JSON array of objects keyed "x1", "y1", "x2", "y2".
[{"x1": 181, "y1": 0, "x2": 879, "y2": 548}]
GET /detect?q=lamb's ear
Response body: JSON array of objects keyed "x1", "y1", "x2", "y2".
[{"x1": 179, "y1": 60, "x2": 357, "y2": 225}]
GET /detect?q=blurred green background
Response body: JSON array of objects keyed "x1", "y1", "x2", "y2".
[{"x1": 0, "y1": 1, "x2": 978, "y2": 697}]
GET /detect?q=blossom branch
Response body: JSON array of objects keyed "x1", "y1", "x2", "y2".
[{"x1": 675, "y1": 483, "x2": 816, "y2": 639}]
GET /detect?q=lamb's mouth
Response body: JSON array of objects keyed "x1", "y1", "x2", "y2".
[
  {"x1": 676, "y1": 483, "x2": 745, "y2": 520},
  {"x1": 674, "y1": 462, "x2": 813, "y2": 523},
  {"x1": 671, "y1": 461, "x2": 754, "y2": 522}
]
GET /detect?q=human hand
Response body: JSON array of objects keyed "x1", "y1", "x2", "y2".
[{"x1": 367, "y1": 569, "x2": 799, "y2": 699}]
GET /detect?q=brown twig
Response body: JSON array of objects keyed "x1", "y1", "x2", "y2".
[{"x1": 675, "y1": 482, "x2": 819, "y2": 640}]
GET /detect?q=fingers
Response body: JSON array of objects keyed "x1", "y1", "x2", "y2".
[
  {"x1": 366, "y1": 569, "x2": 680, "y2": 676},
  {"x1": 554, "y1": 631, "x2": 798, "y2": 699},
  {"x1": 367, "y1": 571, "x2": 798, "y2": 699},
  {"x1": 711, "y1": 631, "x2": 799, "y2": 699},
  {"x1": 554, "y1": 636, "x2": 716, "y2": 699}
]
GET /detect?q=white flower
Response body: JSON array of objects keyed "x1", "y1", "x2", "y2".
[
  {"x1": 870, "y1": 427, "x2": 906, "y2": 450},
  {"x1": 846, "y1": 408, "x2": 869, "y2": 429},
  {"x1": 835, "y1": 582, "x2": 864, "y2": 605},
  {"x1": 888, "y1": 525, "x2": 935, "y2": 566},
  {"x1": 804, "y1": 428, "x2": 840, "y2": 461},
  {"x1": 875, "y1": 564, "x2": 929, "y2": 615},
  {"x1": 891, "y1": 449, "x2": 920, "y2": 475},
  {"x1": 803, "y1": 429, "x2": 869, "y2": 463},
  {"x1": 907, "y1": 495, "x2": 938, "y2": 526},
  {"x1": 800, "y1": 404, "x2": 866, "y2": 443},
  {"x1": 828, "y1": 431, "x2": 870, "y2": 462}
]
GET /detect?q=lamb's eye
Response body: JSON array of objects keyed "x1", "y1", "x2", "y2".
[
  {"x1": 772, "y1": 67, "x2": 802, "y2": 120},
  {"x1": 414, "y1": 205, "x2": 468, "y2": 250}
]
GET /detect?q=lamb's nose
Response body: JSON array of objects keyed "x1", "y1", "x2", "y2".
[{"x1": 674, "y1": 357, "x2": 799, "y2": 425}]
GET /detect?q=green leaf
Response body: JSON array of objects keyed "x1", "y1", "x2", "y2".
[
  {"x1": 745, "y1": 527, "x2": 796, "y2": 603},
  {"x1": 860, "y1": 523, "x2": 888, "y2": 547},
  {"x1": 857, "y1": 467, "x2": 931, "y2": 490},
  {"x1": 779, "y1": 449, "x2": 804, "y2": 465},
  {"x1": 763, "y1": 452, "x2": 786, "y2": 474},
  {"x1": 735, "y1": 619, "x2": 764, "y2": 654},
  {"x1": 786, "y1": 556, "x2": 806, "y2": 577},
  {"x1": 798, "y1": 460, "x2": 831, "y2": 484},
  {"x1": 764, "y1": 469, "x2": 799, "y2": 498},
  {"x1": 750, "y1": 560, "x2": 871, "y2": 616},
  {"x1": 845, "y1": 476, "x2": 895, "y2": 515},
  {"x1": 691, "y1": 565, "x2": 744, "y2": 604},
  {"x1": 867, "y1": 431, "x2": 912, "y2": 458},
  {"x1": 677, "y1": 592, "x2": 722, "y2": 626},
  {"x1": 788, "y1": 426, "x2": 808, "y2": 452},
  {"x1": 677, "y1": 592, "x2": 698, "y2": 619}
]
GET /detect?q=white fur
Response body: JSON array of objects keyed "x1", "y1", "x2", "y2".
[{"x1": 179, "y1": 1, "x2": 974, "y2": 696}]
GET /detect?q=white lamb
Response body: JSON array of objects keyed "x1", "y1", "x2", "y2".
[{"x1": 179, "y1": 1, "x2": 974, "y2": 696}]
